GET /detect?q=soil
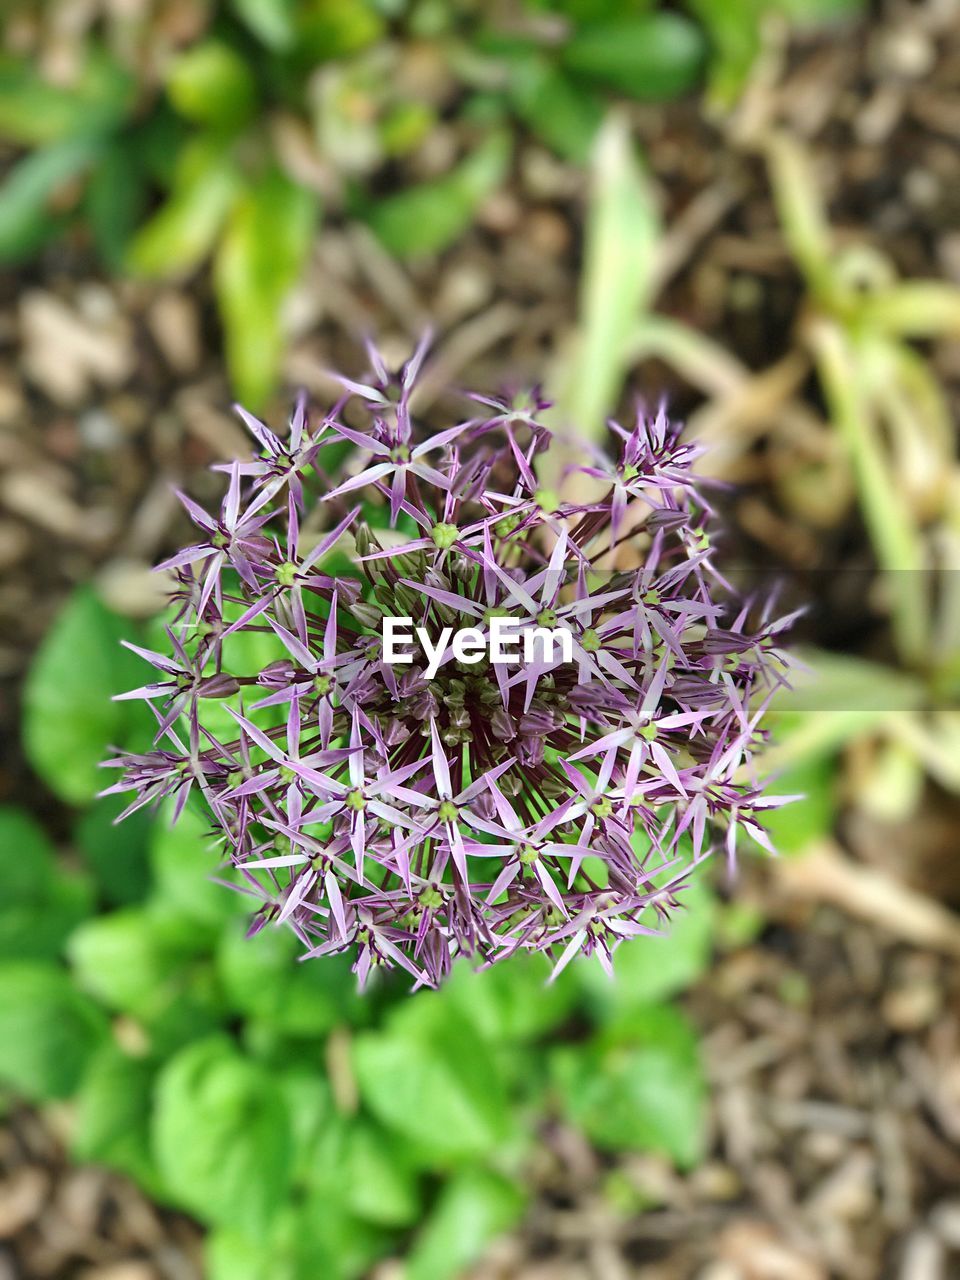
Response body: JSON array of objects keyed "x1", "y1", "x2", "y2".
[{"x1": 1, "y1": 0, "x2": 960, "y2": 1276}]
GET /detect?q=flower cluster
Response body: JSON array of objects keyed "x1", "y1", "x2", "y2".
[{"x1": 106, "y1": 339, "x2": 796, "y2": 988}]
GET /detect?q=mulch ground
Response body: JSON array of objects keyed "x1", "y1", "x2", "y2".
[{"x1": 2, "y1": 0, "x2": 960, "y2": 1275}]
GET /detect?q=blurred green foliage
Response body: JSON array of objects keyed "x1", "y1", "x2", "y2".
[
  {"x1": 0, "y1": 584, "x2": 721, "y2": 1278},
  {"x1": 1, "y1": 0, "x2": 863, "y2": 408}
]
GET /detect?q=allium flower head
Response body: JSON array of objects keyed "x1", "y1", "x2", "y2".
[{"x1": 105, "y1": 338, "x2": 796, "y2": 989}]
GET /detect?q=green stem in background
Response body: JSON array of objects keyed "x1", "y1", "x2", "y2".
[
  {"x1": 625, "y1": 315, "x2": 744, "y2": 398},
  {"x1": 856, "y1": 282, "x2": 960, "y2": 339},
  {"x1": 745, "y1": 647, "x2": 928, "y2": 786},
  {"x1": 809, "y1": 320, "x2": 928, "y2": 667},
  {"x1": 553, "y1": 112, "x2": 659, "y2": 443},
  {"x1": 766, "y1": 131, "x2": 836, "y2": 308}
]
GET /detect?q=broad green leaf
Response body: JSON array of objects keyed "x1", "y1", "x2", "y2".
[
  {"x1": 577, "y1": 878, "x2": 715, "y2": 1011},
  {"x1": 408, "y1": 1169, "x2": 525, "y2": 1280},
  {"x1": 293, "y1": 0, "x2": 384, "y2": 62},
  {"x1": 277, "y1": 1070, "x2": 334, "y2": 1185},
  {"x1": 353, "y1": 1002, "x2": 513, "y2": 1161},
  {"x1": 166, "y1": 41, "x2": 258, "y2": 129},
  {"x1": 551, "y1": 1005, "x2": 706, "y2": 1167},
  {"x1": 684, "y1": 0, "x2": 765, "y2": 105},
  {"x1": 562, "y1": 14, "x2": 706, "y2": 100},
  {"x1": 230, "y1": 0, "x2": 297, "y2": 49},
  {"x1": 207, "y1": 1200, "x2": 385, "y2": 1280},
  {"x1": 555, "y1": 112, "x2": 658, "y2": 440},
  {"x1": 443, "y1": 952, "x2": 579, "y2": 1043},
  {"x1": 508, "y1": 56, "x2": 602, "y2": 163},
  {"x1": 779, "y1": 0, "x2": 870, "y2": 18},
  {"x1": 217, "y1": 916, "x2": 358, "y2": 1035},
  {"x1": 152, "y1": 1035, "x2": 293, "y2": 1229},
  {"x1": 0, "y1": 962, "x2": 107, "y2": 1100},
  {"x1": 150, "y1": 800, "x2": 237, "y2": 927},
  {"x1": 85, "y1": 139, "x2": 149, "y2": 271},
  {"x1": 0, "y1": 137, "x2": 100, "y2": 263},
  {"x1": 22, "y1": 587, "x2": 144, "y2": 804},
  {"x1": 365, "y1": 131, "x2": 510, "y2": 259},
  {"x1": 0, "y1": 52, "x2": 133, "y2": 146},
  {"x1": 127, "y1": 135, "x2": 240, "y2": 279},
  {"x1": 68, "y1": 905, "x2": 224, "y2": 1052},
  {"x1": 761, "y1": 755, "x2": 836, "y2": 854},
  {"x1": 206, "y1": 1227, "x2": 286, "y2": 1280},
  {"x1": 530, "y1": 0, "x2": 656, "y2": 20},
  {"x1": 297, "y1": 1183, "x2": 393, "y2": 1278},
  {"x1": 0, "y1": 808, "x2": 93, "y2": 959},
  {"x1": 72, "y1": 1043, "x2": 160, "y2": 1193},
  {"x1": 214, "y1": 167, "x2": 319, "y2": 408},
  {"x1": 69, "y1": 908, "x2": 189, "y2": 1014},
  {"x1": 343, "y1": 1123, "x2": 421, "y2": 1227},
  {"x1": 0, "y1": 876, "x2": 93, "y2": 962},
  {"x1": 74, "y1": 793, "x2": 153, "y2": 905},
  {"x1": 0, "y1": 808, "x2": 57, "y2": 900}
]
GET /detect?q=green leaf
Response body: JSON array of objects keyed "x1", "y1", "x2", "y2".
[
  {"x1": 72, "y1": 1043, "x2": 160, "y2": 1193},
  {"x1": 152, "y1": 1036, "x2": 293, "y2": 1229},
  {"x1": 0, "y1": 808, "x2": 57, "y2": 901},
  {"x1": 555, "y1": 112, "x2": 658, "y2": 439},
  {"x1": 0, "y1": 962, "x2": 107, "y2": 1100},
  {"x1": 0, "y1": 808, "x2": 93, "y2": 960},
  {"x1": 127, "y1": 135, "x2": 240, "y2": 279},
  {"x1": 85, "y1": 139, "x2": 149, "y2": 272},
  {"x1": 217, "y1": 917, "x2": 358, "y2": 1036},
  {"x1": 214, "y1": 167, "x2": 320, "y2": 409},
  {"x1": 166, "y1": 41, "x2": 258, "y2": 129},
  {"x1": 74, "y1": 794, "x2": 153, "y2": 905},
  {"x1": 353, "y1": 1001, "x2": 513, "y2": 1162},
  {"x1": 207, "y1": 1198, "x2": 385, "y2": 1280},
  {"x1": 68, "y1": 904, "x2": 224, "y2": 1053},
  {"x1": 408, "y1": 1169, "x2": 525, "y2": 1280},
  {"x1": 0, "y1": 52, "x2": 133, "y2": 146},
  {"x1": 277, "y1": 1070, "x2": 334, "y2": 1185},
  {"x1": 507, "y1": 56, "x2": 602, "y2": 163},
  {"x1": 364, "y1": 131, "x2": 510, "y2": 259},
  {"x1": 778, "y1": 0, "x2": 866, "y2": 19},
  {"x1": 761, "y1": 755, "x2": 836, "y2": 855},
  {"x1": 206, "y1": 1226, "x2": 286, "y2": 1280},
  {"x1": 562, "y1": 14, "x2": 706, "y2": 100},
  {"x1": 343, "y1": 1123, "x2": 421, "y2": 1227},
  {"x1": 22, "y1": 587, "x2": 144, "y2": 804},
  {"x1": 151, "y1": 800, "x2": 237, "y2": 927},
  {"x1": 293, "y1": 0, "x2": 384, "y2": 62},
  {"x1": 683, "y1": 0, "x2": 764, "y2": 106},
  {"x1": 551, "y1": 1005, "x2": 706, "y2": 1167},
  {"x1": 577, "y1": 878, "x2": 715, "y2": 1011},
  {"x1": 69, "y1": 908, "x2": 188, "y2": 1014},
  {"x1": 0, "y1": 136, "x2": 100, "y2": 263},
  {"x1": 230, "y1": 0, "x2": 297, "y2": 50},
  {"x1": 443, "y1": 952, "x2": 579, "y2": 1043},
  {"x1": 280, "y1": 1106, "x2": 394, "y2": 1274}
]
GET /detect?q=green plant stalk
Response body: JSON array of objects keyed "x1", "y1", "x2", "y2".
[
  {"x1": 766, "y1": 132, "x2": 836, "y2": 307},
  {"x1": 625, "y1": 315, "x2": 744, "y2": 397},
  {"x1": 856, "y1": 283, "x2": 960, "y2": 339},
  {"x1": 810, "y1": 320, "x2": 928, "y2": 667},
  {"x1": 563, "y1": 111, "x2": 659, "y2": 439}
]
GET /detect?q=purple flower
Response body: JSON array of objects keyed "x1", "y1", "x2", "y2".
[{"x1": 106, "y1": 339, "x2": 797, "y2": 988}]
